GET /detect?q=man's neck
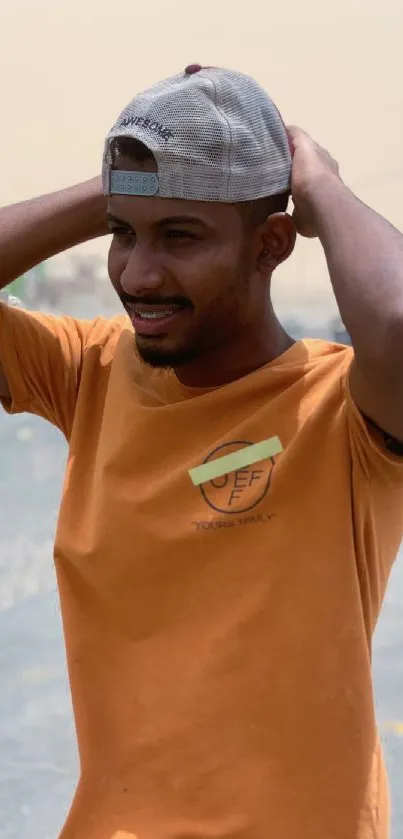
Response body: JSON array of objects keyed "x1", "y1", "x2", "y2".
[{"x1": 175, "y1": 319, "x2": 295, "y2": 389}]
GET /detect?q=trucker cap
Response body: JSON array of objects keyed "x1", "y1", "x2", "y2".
[{"x1": 102, "y1": 65, "x2": 292, "y2": 203}]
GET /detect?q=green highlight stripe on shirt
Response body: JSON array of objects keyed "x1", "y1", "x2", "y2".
[{"x1": 189, "y1": 436, "x2": 283, "y2": 487}]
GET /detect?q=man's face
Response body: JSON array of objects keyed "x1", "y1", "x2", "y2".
[{"x1": 107, "y1": 160, "x2": 260, "y2": 369}]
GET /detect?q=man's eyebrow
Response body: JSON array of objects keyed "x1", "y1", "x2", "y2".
[
  {"x1": 106, "y1": 212, "x2": 210, "y2": 229},
  {"x1": 106, "y1": 213, "x2": 132, "y2": 226},
  {"x1": 158, "y1": 215, "x2": 209, "y2": 228}
]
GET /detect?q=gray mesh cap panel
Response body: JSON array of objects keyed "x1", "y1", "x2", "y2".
[{"x1": 102, "y1": 67, "x2": 292, "y2": 202}]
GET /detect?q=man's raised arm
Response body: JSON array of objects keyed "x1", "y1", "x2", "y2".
[
  {"x1": 288, "y1": 126, "x2": 403, "y2": 444},
  {"x1": 0, "y1": 177, "x2": 107, "y2": 288},
  {"x1": 0, "y1": 177, "x2": 108, "y2": 399}
]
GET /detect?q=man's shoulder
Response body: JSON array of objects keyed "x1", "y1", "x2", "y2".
[
  {"x1": 291, "y1": 337, "x2": 354, "y2": 390},
  {"x1": 79, "y1": 313, "x2": 132, "y2": 368},
  {"x1": 83, "y1": 313, "x2": 131, "y2": 351},
  {"x1": 270, "y1": 337, "x2": 353, "y2": 388},
  {"x1": 297, "y1": 337, "x2": 353, "y2": 365},
  {"x1": 302, "y1": 338, "x2": 403, "y2": 459}
]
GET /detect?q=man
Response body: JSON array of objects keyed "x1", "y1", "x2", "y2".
[{"x1": 1, "y1": 65, "x2": 403, "y2": 839}]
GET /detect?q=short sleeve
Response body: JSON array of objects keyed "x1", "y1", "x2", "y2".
[
  {"x1": 344, "y1": 362, "x2": 403, "y2": 618},
  {"x1": 0, "y1": 302, "x2": 117, "y2": 438},
  {"x1": 345, "y1": 365, "x2": 403, "y2": 484}
]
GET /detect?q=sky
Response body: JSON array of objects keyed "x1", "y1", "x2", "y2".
[{"x1": 1, "y1": 0, "x2": 402, "y2": 324}]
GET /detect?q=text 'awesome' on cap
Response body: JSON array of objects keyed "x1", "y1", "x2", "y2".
[{"x1": 102, "y1": 66, "x2": 292, "y2": 203}]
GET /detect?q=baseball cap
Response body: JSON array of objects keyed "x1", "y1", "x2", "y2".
[{"x1": 102, "y1": 65, "x2": 292, "y2": 203}]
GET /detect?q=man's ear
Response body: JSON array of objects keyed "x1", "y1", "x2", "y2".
[{"x1": 257, "y1": 213, "x2": 296, "y2": 273}]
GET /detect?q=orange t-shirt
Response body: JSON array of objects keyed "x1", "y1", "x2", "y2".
[{"x1": 1, "y1": 301, "x2": 403, "y2": 839}]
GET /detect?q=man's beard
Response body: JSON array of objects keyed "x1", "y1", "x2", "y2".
[{"x1": 135, "y1": 334, "x2": 205, "y2": 369}]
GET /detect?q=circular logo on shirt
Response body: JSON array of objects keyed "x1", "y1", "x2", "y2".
[{"x1": 200, "y1": 440, "x2": 275, "y2": 515}]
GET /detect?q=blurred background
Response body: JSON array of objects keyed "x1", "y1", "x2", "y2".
[{"x1": 0, "y1": 0, "x2": 402, "y2": 836}]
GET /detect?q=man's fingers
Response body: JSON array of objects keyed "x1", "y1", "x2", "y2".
[
  {"x1": 292, "y1": 208, "x2": 317, "y2": 239},
  {"x1": 286, "y1": 125, "x2": 315, "y2": 153},
  {"x1": 286, "y1": 125, "x2": 298, "y2": 155},
  {"x1": 286, "y1": 125, "x2": 309, "y2": 141}
]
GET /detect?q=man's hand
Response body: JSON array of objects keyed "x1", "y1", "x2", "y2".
[{"x1": 287, "y1": 126, "x2": 341, "y2": 239}]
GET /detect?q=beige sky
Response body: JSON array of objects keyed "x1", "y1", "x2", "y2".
[{"x1": 1, "y1": 0, "x2": 402, "y2": 323}]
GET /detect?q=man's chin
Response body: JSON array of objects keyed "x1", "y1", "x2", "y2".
[{"x1": 135, "y1": 335, "x2": 200, "y2": 369}]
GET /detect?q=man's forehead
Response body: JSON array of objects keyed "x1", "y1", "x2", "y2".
[{"x1": 107, "y1": 193, "x2": 238, "y2": 229}]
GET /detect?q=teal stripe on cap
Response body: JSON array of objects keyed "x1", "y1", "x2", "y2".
[
  {"x1": 109, "y1": 170, "x2": 159, "y2": 196},
  {"x1": 189, "y1": 436, "x2": 283, "y2": 487}
]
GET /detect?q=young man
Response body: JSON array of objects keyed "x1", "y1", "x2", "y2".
[{"x1": 1, "y1": 65, "x2": 403, "y2": 839}]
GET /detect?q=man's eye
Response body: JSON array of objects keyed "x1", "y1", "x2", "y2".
[
  {"x1": 109, "y1": 226, "x2": 134, "y2": 238},
  {"x1": 166, "y1": 229, "x2": 195, "y2": 240}
]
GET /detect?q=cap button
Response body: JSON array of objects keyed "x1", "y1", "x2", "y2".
[{"x1": 184, "y1": 64, "x2": 202, "y2": 75}]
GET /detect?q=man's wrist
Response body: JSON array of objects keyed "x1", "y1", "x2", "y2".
[
  {"x1": 297, "y1": 173, "x2": 350, "y2": 238},
  {"x1": 299, "y1": 171, "x2": 344, "y2": 210},
  {"x1": 74, "y1": 177, "x2": 108, "y2": 239}
]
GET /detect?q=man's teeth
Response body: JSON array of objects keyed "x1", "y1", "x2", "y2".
[{"x1": 135, "y1": 309, "x2": 175, "y2": 319}]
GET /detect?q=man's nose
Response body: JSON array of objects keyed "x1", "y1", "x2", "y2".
[{"x1": 120, "y1": 243, "x2": 164, "y2": 296}]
